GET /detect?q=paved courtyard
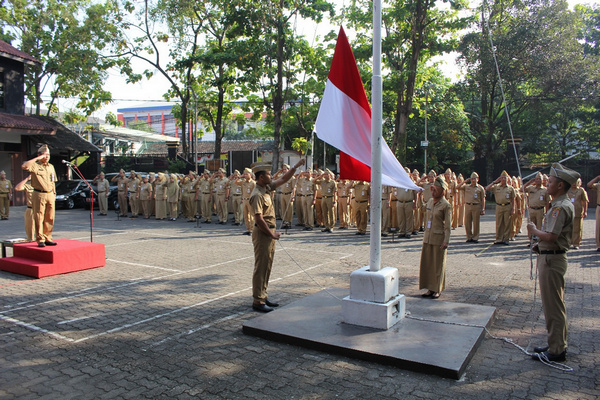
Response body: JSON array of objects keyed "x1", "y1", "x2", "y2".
[{"x1": 1, "y1": 205, "x2": 598, "y2": 399}]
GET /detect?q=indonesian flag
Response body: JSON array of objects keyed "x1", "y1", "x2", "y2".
[{"x1": 315, "y1": 27, "x2": 420, "y2": 190}]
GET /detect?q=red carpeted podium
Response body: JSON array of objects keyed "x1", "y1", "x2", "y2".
[{"x1": 0, "y1": 239, "x2": 105, "y2": 278}]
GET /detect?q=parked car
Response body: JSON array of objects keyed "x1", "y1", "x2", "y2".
[
  {"x1": 54, "y1": 180, "x2": 91, "y2": 209},
  {"x1": 81, "y1": 183, "x2": 120, "y2": 211}
]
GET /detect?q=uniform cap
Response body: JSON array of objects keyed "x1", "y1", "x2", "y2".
[
  {"x1": 251, "y1": 162, "x2": 272, "y2": 174},
  {"x1": 405, "y1": 167, "x2": 410, "y2": 173},
  {"x1": 412, "y1": 169, "x2": 419, "y2": 175},
  {"x1": 243, "y1": 168, "x2": 252, "y2": 174},
  {"x1": 471, "y1": 172, "x2": 479, "y2": 179},
  {"x1": 149, "y1": 172, "x2": 155, "y2": 177},
  {"x1": 0, "y1": 170, "x2": 5, "y2": 175},
  {"x1": 428, "y1": 170, "x2": 436, "y2": 177},
  {"x1": 445, "y1": 168, "x2": 452, "y2": 174},
  {"x1": 218, "y1": 168, "x2": 226, "y2": 174},
  {"x1": 549, "y1": 163, "x2": 580, "y2": 186},
  {"x1": 433, "y1": 175, "x2": 448, "y2": 190},
  {"x1": 233, "y1": 169, "x2": 240, "y2": 175},
  {"x1": 458, "y1": 173, "x2": 464, "y2": 179},
  {"x1": 37, "y1": 144, "x2": 49, "y2": 154},
  {"x1": 119, "y1": 169, "x2": 125, "y2": 174},
  {"x1": 325, "y1": 168, "x2": 333, "y2": 175},
  {"x1": 282, "y1": 163, "x2": 290, "y2": 169},
  {"x1": 535, "y1": 172, "x2": 543, "y2": 179},
  {"x1": 501, "y1": 170, "x2": 510, "y2": 178}
]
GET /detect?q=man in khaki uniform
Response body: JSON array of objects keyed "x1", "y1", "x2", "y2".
[
  {"x1": 229, "y1": 170, "x2": 243, "y2": 225},
  {"x1": 0, "y1": 170, "x2": 13, "y2": 220},
  {"x1": 380, "y1": 184, "x2": 392, "y2": 237},
  {"x1": 232, "y1": 168, "x2": 256, "y2": 234},
  {"x1": 127, "y1": 171, "x2": 140, "y2": 217},
  {"x1": 273, "y1": 164, "x2": 296, "y2": 229},
  {"x1": 486, "y1": 170, "x2": 516, "y2": 245},
  {"x1": 14, "y1": 175, "x2": 35, "y2": 241},
  {"x1": 586, "y1": 174, "x2": 600, "y2": 252},
  {"x1": 319, "y1": 169, "x2": 337, "y2": 233},
  {"x1": 456, "y1": 173, "x2": 465, "y2": 228},
  {"x1": 212, "y1": 168, "x2": 230, "y2": 224},
  {"x1": 138, "y1": 175, "x2": 153, "y2": 219},
  {"x1": 250, "y1": 159, "x2": 305, "y2": 313},
  {"x1": 394, "y1": 184, "x2": 417, "y2": 238},
  {"x1": 93, "y1": 172, "x2": 110, "y2": 216},
  {"x1": 524, "y1": 172, "x2": 550, "y2": 238},
  {"x1": 313, "y1": 170, "x2": 324, "y2": 227},
  {"x1": 154, "y1": 172, "x2": 168, "y2": 220},
  {"x1": 166, "y1": 174, "x2": 180, "y2": 220},
  {"x1": 458, "y1": 172, "x2": 486, "y2": 243},
  {"x1": 352, "y1": 180, "x2": 370, "y2": 235},
  {"x1": 300, "y1": 170, "x2": 316, "y2": 230},
  {"x1": 567, "y1": 178, "x2": 588, "y2": 249},
  {"x1": 419, "y1": 176, "x2": 452, "y2": 299},
  {"x1": 111, "y1": 169, "x2": 129, "y2": 217},
  {"x1": 22, "y1": 145, "x2": 57, "y2": 247},
  {"x1": 336, "y1": 178, "x2": 351, "y2": 229},
  {"x1": 196, "y1": 171, "x2": 213, "y2": 223},
  {"x1": 443, "y1": 169, "x2": 457, "y2": 229},
  {"x1": 294, "y1": 170, "x2": 307, "y2": 226},
  {"x1": 527, "y1": 163, "x2": 578, "y2": 362}
]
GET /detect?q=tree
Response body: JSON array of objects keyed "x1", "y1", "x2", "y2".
[{"x1": 0, "y1": 0, "x2": 127, "y2": 115}]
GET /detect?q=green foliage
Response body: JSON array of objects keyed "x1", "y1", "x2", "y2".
[{"x1": 105, "y1": 112, "x2": 123, "y2": 127}]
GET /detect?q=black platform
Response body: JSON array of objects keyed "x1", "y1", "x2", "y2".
[{"x1": 242, "y1": 288, "x2": 496, "y2": 379}]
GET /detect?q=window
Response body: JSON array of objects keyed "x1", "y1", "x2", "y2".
[{"x1": 0, "y1": 71, "x2": 4, "y2": 109}]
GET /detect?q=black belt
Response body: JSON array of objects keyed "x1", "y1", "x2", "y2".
[
  {"x1": 297, "y1": 194, "x2": 305, "y2": 197},
  {"x1": 27, "y1": 206, "x2": 32, "y2": 209},
  {"x1": 281, "y1": 192, "x2": 292, "y2": 195},
  {"x1": 322, "y1": 195, "x2": 333, "y2": 198},
  {"x1": 202, "y1": 192, "x2": 211, "y2": 194},
  {"x1": 390, "y1": 199, "x2": 398, "y2": 202},
  {"x1": 398, "y1": 200, "x2": 412, "y2": 203},
  {"x1": 34, "y1": 189, "x2": 51, "y2": 193},
  {"x1": 497, "y1": 203, "x2": 510, "y2": 206},
  {"x1": 356, "y1": 200, "x2": 368, "y2": 203},
  {"x1": 466, "y1": 202, "x2": 480, "y2": 205},
  {"x1": 232, "y1": 194, "x2": 241, "y2": 196},
  {"x1": 339, "y1": 196, "x2": 348, "y2": 198},
  {"x1": 540, "y1": 249, "x2": 566, "y2": 255},
  {"x1": 530, "y1": 206, "x2": 544, "y2": 210}
]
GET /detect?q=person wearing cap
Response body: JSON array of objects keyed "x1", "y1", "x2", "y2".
[
  {"x1": 196, "y1": 171, "x2": 213, "y2": 223},
  {"x1": 294, "y1": 169, "x2": 307, "y2": 227},
  {"x1": 336, "y1": 178, "x2": 351, "y2": 229},
  {"x1": 228, "y1": 170, "x2": 243, "y2": 225},
  {"x1": 250, "y1": 158, "x2": 306, "y2": 312},
  {"x1": 111, "y1": 169, "x2": 129, "y2": 217},
  {"x1": 419, "y1": 175, "x2": 452, "y2": 299},
  {"x1": 527, "y1": 163, "x2": 579, "y2": 363},
  {"x1": 456, "y1": 173, "x2": 465, "y2": 228},
  {"x1": 510, "y1": 176, "x2": 524, "y2": 241},
  {"x1": 0, "y1": 170, "x2": 13, "y2": 220},
  {"x1": 567, "y1": 178, "x2": 588, "y2": 249},
  {"x1": 127, "y1": 171, "x2": 141, "y2": 218},
  {"x1": 586, "y1": 173, "x2": 600, "y2": 252},
  {"x1": 300, "y1": 170, "x2": 316, "y2": 231},
  {"x1": 148, "y1": 172, "x2": 157, "y2": 217},
  {"x1": 14, "y1": 175, "x2": 35, "y2": 241},
  {"x1": 457, "y1": 172, "x2": 486, "y2": 243},
  {"x1": 138, "y1": 175, "x2": 153, "y2": 219},
  {"x1": 443, "y1": 169, "x2": 457, "y2": 229},
  {"x1": 394, "y1": 181, "x2": 417, "y2": 239},
  {"x1": 166, "y1": 174, "x2": 180, "y2": 221},
  {"x1": 92, "y1": 172, "x2": 110, "y2": 216},
  {"x1": 273, "y1": 164, "x2": 296, "y2": 229},
  {"x1": 319, "y1": 169, "x2": 337, "y2": 233},
  {"x1": 418, "y1": 171, "x2": 436, "y2": 232},
  {"x1": 211, "y1": 168, "x2": 230, "y2": 224},
  {"x1": 154, "y1": 172, "x2": 168, "y2": 220},
  {"x1": 411, "y1": 169, "x2": 422, "y2": 233},
  {"x1": 524, "y1": 172, "x2": 550, "y2": 240},
  {"x1": 234, "y1": 168, "x2": 255, "y2": 234},
  {"x1": 486, "y1": 171, "x2": 516, "y2": 245},
  {"x1": 22, "y1": 145, "x2": 58, "y2": 247}
]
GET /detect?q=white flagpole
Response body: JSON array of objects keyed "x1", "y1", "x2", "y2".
[{"x1": 370, "y1": 0, "x2": 382, "y2": 272}]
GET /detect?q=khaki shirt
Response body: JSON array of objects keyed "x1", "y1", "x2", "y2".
[
  {"x1": 463, "y1": 184, "x2": 485, "y2": 205},
  {"x1": 250, "y1": 184, "x2": 275, "y2": 227},
  {"x1": 155, "y1": 179, "x2": 168, "y2": 200},
  {"x1": 128, "y1": 177, "x2": 140, "y2": 194},
  {"x1": 97, "y1": 179, "x2": 110, "y2": 195},
  {"x1": 301, "y1": 177, "x2": 315, "y2": 196},
  {"x1": 0, "y1": 178, "x2": 12, "y2": 194},
  {"x1": 419, "y1": 181, "x2": 434, "y2": 203},
  {"x1": 353, "y1": 182, "x2": 370, "y2": 202},
  {"x1": 115, "y1": 176, "x2": 129, "y2": 192},
  {"x1": 423, "y1": 197, "x2": 452, "y2": 246},
  {"x1": 490, "y1": 184, "x2": 514, "y2": 205},
  {"x1": 166, "y1": 181, "x2": 180, "y2": 202},
  {"x1": 139, "y1": 182, "x2": 153, "y2": 201},
  {"x1": 394, "y1": 187, "x2": 414, "y2": 202},
  {"x1": 240, "y1": 179, "x2": 255, "y2": 199},
  {"x1": 525, "y1": 185, "x2": 549, "y2": 208},
  {"x1": 214, "y1": 178, "x2": 229, "y2": 196},
  {"x1": 26, "y1": 162, "x2": 56, "y2": 193},
  {"x1": 198, "y1": 179, "x2": 212, "y2": 195},
  {"x1": 320, "y1": 180, "x2": 337, "y2": 197},
  {"x1": 279, "y1": 177, "x2": 295, "y2": 195},
  {"x1": 539, "y1": 194, "x2": 573, "y2": 252},
  {"x1": 567, "y1": 187, "x2": 588, "y2": 217}
]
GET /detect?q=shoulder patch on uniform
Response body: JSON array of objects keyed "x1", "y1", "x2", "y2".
[{"x1": 551, "y1": 207, "x2": 561, "y2": 218}]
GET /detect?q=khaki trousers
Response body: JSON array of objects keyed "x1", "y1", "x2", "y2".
[
  {"x1": 338, "y1": 197, "x2": 349, "y2": 228},
  {"x1": 381, "y1": 199, "x2": 390, "y2": 233},
  {"x1": 302, "y1": 196, "x2": 314, "y2": 227},
  {"x1": 538, "y1": 253, "x2": 568, "y2": 354},
  {"x1": 201, "y1": 194, "x2": 212, "y2": 222},
  {"x1": 495, "y1": 204, "x2": 511, "y2": 242},
  {"x1": 295, "y1": 196, "x2": 305, "y2": 225},
  {"x1": 396, "y1": 201, "x2": 414, "y2": 235},
  {"x1": 129, "y1": 193, "x2": 138, "y2": 216},
  {"x1": 354, "y1": 201, "x2": 368, "y2": 233},
  {"x1": 216, "y1": 194, "x2": 228, "y2": 222},
  {"x1": 252, "y1": 227, "x2": 276, "y2": 306},
  {"x1": 98, "y1": 192, "x2": 108, "y2": 214},
  {"x1": 321, "y1": 197, "x2": 335, "y2": 229},
  {"x1": 32, "y1": 191, "x2": 54, "y2": 243},
  {"x1": 25, "y1": 207, "x2": 35, "y2": 241},
  {"x1": 231, "y1": 195, "x2": 242, "y2": 223},
  {"x1": 243, "y1": 199, "x2": 254, "y2": 232},
  {"x1": 0, "y1": 194, "x2": 10, "y2": 218},
  {"x1": 279, "y1": 193, "x2": 293, "y2": 225},
  {"x1": 141, "y1": 200, "x2": 151, "y2": 218},
  {"x1": 118, "y1": 191, "x2": 128, "y2": 216},
  {"x1": 529, "y1": 208, "x2": 545, "y2": 238},
  {"x1": 464, "y1": 204, "x2": 482, "y2": 241},
  {"x1": 571, "y1": 217, "x2": 583, "y2": 247}
]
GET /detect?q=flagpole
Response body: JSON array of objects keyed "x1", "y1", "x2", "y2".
[{"x1": 370, "y1": 0, "x2": 382, "y2": 272}]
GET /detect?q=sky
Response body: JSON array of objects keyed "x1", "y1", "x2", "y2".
[{"x1": 41, "y1": 0, "x2": 597, "y2": 122}]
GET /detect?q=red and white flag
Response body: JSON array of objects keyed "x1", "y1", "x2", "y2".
[{"x1": 315, "y1": 27, "x2": 420, "y2": 190}]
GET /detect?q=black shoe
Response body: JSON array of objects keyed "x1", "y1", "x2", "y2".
[
  {"x1": 252, "y1": 304, "x2": 274, "y2": 313},
  {"x1": 295, "y1": 223, "x2": 304, "y2": 226},
  {"x1": 404, "y1": 234, "x2": 411, "y2": 239},
  {"x1": 466, "y1": 239, "x2": 473, "y2": 243},
  {"x1": 243, "y1": 231, "x2": 251, "y2": 235},
  {"x1": 45, "y1": 241, "x2": 57, "y2": 246},
  {"x1": 472, "y1": 240, "x2": 479, "y2": 243},
  {"x1": 532, "y1": 350, "x2": 566, "y2": 362},
  {"x1": 37, "y1": 242, "x2": 46, "y2": 247},
  {"x1": 381, "y1": 233, "x2": 388, "y2": 237},
  {"x1": 533, "y1": 346, "x2": 549, "y2": 353},
  {"x1": 503, "y1": 241, "x2": 510, "y2": 245},
  {"x1": 358, "y1": 232, "x2": 366, "y2": 235},
  {"x1": 355, "y1": 232, "x2": 361, "y2": 235},
  {"x1": 265, "y1": 299, "x2": 279, "y2": 307},
  {"x1": 419, "y1": 227, "x2": 424, "y2": 232},
  {"x1": 412, "y1": 231, "x2": 418, "y2": 235},
  {"x1": 303, "y1": 227, "x2": 313, "y2": 231}
]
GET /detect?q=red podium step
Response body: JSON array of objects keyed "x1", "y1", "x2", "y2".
[{"x1": 0, "y1": 239, "x2": 105, "y2": 278}]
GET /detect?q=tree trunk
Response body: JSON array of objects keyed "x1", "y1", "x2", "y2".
[{"x1": 271, "y1": 8, "x2": 285, "y2": 174}]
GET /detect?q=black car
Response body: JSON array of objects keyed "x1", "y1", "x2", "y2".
[
  {"x1": 55, "y1": 180, "x2": 91, "y2": 209},
  {"x1": 81, "y1": 183, "x2": 120, "y2": 211}
]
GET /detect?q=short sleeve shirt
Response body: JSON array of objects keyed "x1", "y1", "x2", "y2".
[
  {"x1": 250, "y1": 184, "x2": 275, "y2": 227},
  {"x1": 26, "y1": 162, "x2": 56, "y2": 192},
  {"x1": 539, "y1": 194, "x2": 574, "y2": 251}
]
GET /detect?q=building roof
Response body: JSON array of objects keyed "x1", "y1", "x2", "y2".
[
  {"x1": 0, "y1": 39, "x2": 40, "y2": 66},
  {"x1": 97, "y1": 124, "x2": 181, "y2": 142},
  {"x1": 28, "y1": 115, "x2": 101, "y2": 153},
  {"x1": 139, "y1": 140, "x2": 275, "y2": 155},
  {"x1": 0, "y1": 112, "x2": 56, "y2": 134}
]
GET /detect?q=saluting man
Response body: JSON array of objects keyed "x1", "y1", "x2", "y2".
[
  {"x1": 586, "y1": 174, "x2": 600, "y2": 252},
  {"x1": 22, "y1": 145, "x2": 57, "y2": 247},
  {"x1": 250, "y1": 159, "x2": 305, "y2": 313},
  {"x1": 111, "y1": 169, "x2": 129, "y2": 217},
  {"x1": 524, "y1": 172, "x2": 550, "y2": 239},
  {"x1": 319, "y1": 169, "x2": 337, "y2": 233},
  {"x1": 567, "y1": 178, "x2": 588, "y2": 249},
  {"x1": 527, "y1": 163, "x2": 579, "y2": 363},
  {"x1": 458, "y1": 172, "x2": 486, "y2": 243},
  {"x1": 486, "y1": 170, "x2": 515, "y2": 245}
]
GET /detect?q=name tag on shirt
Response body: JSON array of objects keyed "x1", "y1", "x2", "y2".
[
  {"x1": 427, "y1": 220, "x2": 431, "y2": 229},
  {"x1": 474, "y1": 193, "x2": 478, "y2": 198},
  {"x1": 540, "y1": 195, "x2": 544, "y2": 201}
]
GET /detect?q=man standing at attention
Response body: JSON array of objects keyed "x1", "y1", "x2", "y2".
[
  {"x1": 458, "y1": 172, "x2": 486, "y2": 243},
  {"x1": 586, "y1": 173, "x2": 600, "y2": 252},
  {"x1": 486, "y1": 170, "x2": 515, "y2": 245},
  {"x1": 22, "y1": 145, "x2": 57, "y2": 247},
  {"x1": 0, "y1": 170, "x2": 13, "y2": 220},
  {"x1": 250, "y1": 159, "x2": 305, "y2": 312},
  {"x1": 527, "y1": 163, "x2": 579, "y2": 362},
  {"x1": 92, "y1": 172, "x2": 110, "y2": 216}
]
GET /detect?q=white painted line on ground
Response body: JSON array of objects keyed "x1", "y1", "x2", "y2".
[
  {"x1": 0, "y1": 314, "x2": 75, "y2": 342},
  {"x1": 57, "y1": 314, "x2": 101, "y2": 325},
  {"x1": 106, "y1": 259, "x2": 183, "y2": 272}
]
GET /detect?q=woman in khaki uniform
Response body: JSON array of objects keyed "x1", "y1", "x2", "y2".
[
  {"x1": 166, "y1": 174, "x2": 180, "y2": 221},
  {"x1": 419, "y1": 176, "x2": 452, "y2": 299},
  {"x1": 568, "y1": 178, "x2": 588, "y2": 249},
  {"x1": 138, "y1": 175, "x2": 153, "y2": 219},
  {"x1": 154, "y1": 173, "x2": 168, "y2": 220}
]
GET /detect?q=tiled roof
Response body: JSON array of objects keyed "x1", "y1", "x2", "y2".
[
  {"x1": 139, "y1": 140, "x2": 275, "y2": 155},
  {"x1": 28, "y1": 115, "x2": 101, "y2": 153},
  {"x1": 0, "y1": 39, "x2": 40, "y2": 65},
  {"x1": 0, "y1": 112, "x2": 56, "y2": 134}
]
